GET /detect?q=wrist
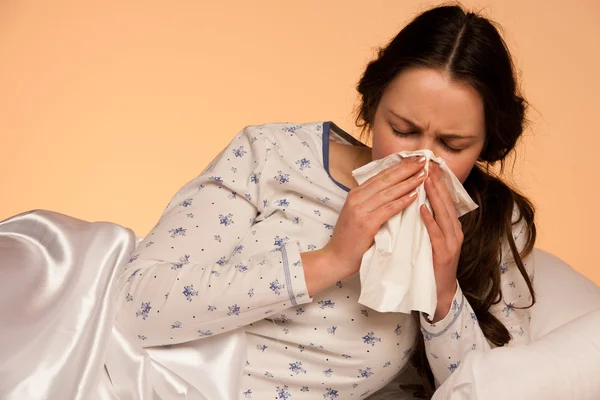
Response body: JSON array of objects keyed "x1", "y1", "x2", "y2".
[
  {"x1": 437, "y1": 280, "x2": 458, "y2": 303},
  {"x1": 431, "y1": 282, "x2": 458, "y2": 323},
  {"x1": 301, "y1": 248, "x2": 350, "y2": 297},
  {"x1": 431, "y1": 297, "x2": 452, "y2": 323}
]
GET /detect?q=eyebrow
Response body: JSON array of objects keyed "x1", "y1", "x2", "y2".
[{"x1": 388, "y1": 109, "x2": 478, "y2": 140}]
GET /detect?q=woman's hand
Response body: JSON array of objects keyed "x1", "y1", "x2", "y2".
[
  {"x1": 420, "y1": 162, "x2": 463, "y2": 322},
  {"x1": 320, "y1": 156, "x2": 427, "y2": 281}
]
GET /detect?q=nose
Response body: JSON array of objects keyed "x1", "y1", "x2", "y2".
[{"x1": 406, "y1": 137, "x2": 437, "y2": 154}]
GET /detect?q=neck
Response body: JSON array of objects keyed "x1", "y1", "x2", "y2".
[
  {"x1": 353, "y1": 146, "x2": 372, "y2": 169},
  {"x1": 350, "y1": 147, "x2": 372, "y2": 188}
]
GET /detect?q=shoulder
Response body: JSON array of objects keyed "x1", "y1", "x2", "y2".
[
  {"x1": 499, "y1": 201, "x2": 535, "y2": 281},
  {"x1": 510, "y1": 203, "x2": 529, "y2": 245},
  {"x1": 238, "y1": 121, "x2": 325, "y2": 142},
  {"x1": 507, "y1": 202, "x2": 534, "y2": 258},
  {"x1": 238, "y1": 121, "x2": 327, "y2": 160},
  {"x1": 214, "y1": 121, "x2": 324, "y2": 159}
]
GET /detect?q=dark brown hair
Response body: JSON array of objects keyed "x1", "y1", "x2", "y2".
[{"x1": 355, "y1": 4, "x2": 536, "y2": 397}]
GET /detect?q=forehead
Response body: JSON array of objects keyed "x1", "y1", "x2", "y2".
[{"x1": 379, "y1": 67, "x2": 485, "y2": 136}]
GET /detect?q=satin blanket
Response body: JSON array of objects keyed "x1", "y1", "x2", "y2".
[
  {"x1": 0, "y1": 210, "x2": 247, "y2": 400},
  {"x1": 1, "y1": 210, "x2": 599, "y2": 400}
]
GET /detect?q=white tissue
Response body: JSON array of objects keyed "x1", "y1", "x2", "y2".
[{"x1": 351, "y1": 149, "x2": 478, "y2": 316}]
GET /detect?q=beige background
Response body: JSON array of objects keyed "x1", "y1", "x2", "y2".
[{"x1": 1, "y1": 1, "x2": 598, "y2": 285}]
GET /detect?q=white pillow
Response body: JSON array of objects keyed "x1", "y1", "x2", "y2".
[
  {"x1": 432, "y1": 249, "x2": 600, "y2": 400},
  {"x1": 432, "y1": 308, "x2": 600, "y2": 400},
  {"x1": 529, "y1": 249, "x2": 600, "y2": 339}
]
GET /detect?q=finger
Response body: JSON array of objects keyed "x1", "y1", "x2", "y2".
[
  {"x1": 354, "y1": 156, "x2": 426, "y2": 204},
  {"x1": 424, "y1": 173, "x2": 454, "y2": 238},
  {"x1": 429, "y1": 164, "x2": 459, "y2": 219},
  {"x1": 364, "y1": 168, "x2": 426, "y2": 212},
  {"x1": 354, "y1": 158, "x2": 405, "y2": 188},
  {"x1": 371, "y1": 186, "x2": 419, "y2": 223},
  {"x1": 429, "y1": 164, "x2": 463, "y2": 238},
  {"x1": 420, "y1": 203, "x2": 446, "y2": 251}
]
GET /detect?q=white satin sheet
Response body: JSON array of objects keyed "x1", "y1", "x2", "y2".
[
  {"x1": 0, "y1": 210, "x2": 247, "y2": 400},
  {"x1": 1, "y1": 209, "x2": 599, "y2": 400}
]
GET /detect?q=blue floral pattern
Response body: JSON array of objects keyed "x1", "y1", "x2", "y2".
[
  {"x1": 289, "y1": 361, "x2": 306, "y2": 375},
  {"x1": 419, "y1": 204, "x2": 535, "y2": 386},
  {"x1": 116, "y1": 122, "x2": 534, "y2": 398},
  {"x1": 136, "y1": 302, "x2": 151, "y2": 320},
  {"x1": 182, "y1": 285, "x2": 198, "y2": 302}
]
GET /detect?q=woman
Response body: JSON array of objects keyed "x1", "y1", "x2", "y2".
[{"x1": 116, "y1": 4, "x2": 536, "y2": 399}]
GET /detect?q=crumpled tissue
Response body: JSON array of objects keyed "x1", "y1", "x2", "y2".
[{"x1": 351, "y1": 149, "x2": 478, "y2": 316}]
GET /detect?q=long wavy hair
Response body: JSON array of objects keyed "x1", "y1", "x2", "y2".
[{"x1": 354, "y1": 4, "x2": 537, "y2": 397}]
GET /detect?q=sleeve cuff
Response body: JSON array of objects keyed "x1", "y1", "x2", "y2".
[
  {"x1": 420, "y1": 281, "x2": 465, "y2": 337},
  {"x1": 279, "y1": 241, "x2": 312, "y2": 307}
]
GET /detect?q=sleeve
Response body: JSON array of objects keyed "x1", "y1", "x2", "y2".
[
  {"x1": 419, "y1": 204, "x2": 534, "y2": 387},
  {"x1": 115, "y1": 126, "x2": 312, "y2": 347}
]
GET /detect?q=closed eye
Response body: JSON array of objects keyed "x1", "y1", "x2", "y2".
[
  {"x1": 391, "y1": 128, "x2": 415, "y2": 136},
  {"x1": 392, "y1": 128, "x2": 463, "y2": 153},
  {"x1": 441, "y1": 142, "x2": 462, "y2": 153}
]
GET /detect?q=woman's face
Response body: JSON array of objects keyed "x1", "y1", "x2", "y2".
[{"x1": 370, "y1": 67, "x2": 486, "y2": 183}]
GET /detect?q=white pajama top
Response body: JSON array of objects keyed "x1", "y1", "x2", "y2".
[{"x1": 116, "y1": 121, "x2": 535, "y2": 399}]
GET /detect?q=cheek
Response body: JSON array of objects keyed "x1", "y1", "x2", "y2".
[
  {"x1": 456, "y1": 171, "x2": 470, "y2": 184},
  {"x1": 445, "y1": 160, "x2": 477, "y2": 184},
  {"x1": 372, "y1": 135, "x2": 411, "y2": 160}
]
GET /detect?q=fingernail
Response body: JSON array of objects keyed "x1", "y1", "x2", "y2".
[
  {"x1": 416, "y1": 170, "x2": 426, "y2": 179},
  {"x1": 409, "y1": 189, "x2": 418, "y2": 197},
  {"x1": 417, "y1": 156, "x2": 426, "y2": 164}
]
